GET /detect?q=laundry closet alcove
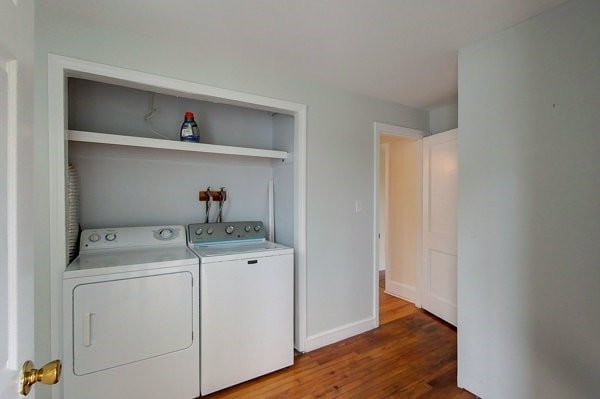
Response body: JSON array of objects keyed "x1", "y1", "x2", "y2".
[{"x1": 47, "y1": 56, "x2": 308, "y2": 392}]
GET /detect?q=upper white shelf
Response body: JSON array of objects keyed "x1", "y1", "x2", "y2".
[{"x1": 67, "y1": 130, "x2": 289, "y2": 160}]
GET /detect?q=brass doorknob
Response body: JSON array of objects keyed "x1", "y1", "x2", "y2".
[{"x1": 19, "y1": 359, "x2": 62, "y2": 396}]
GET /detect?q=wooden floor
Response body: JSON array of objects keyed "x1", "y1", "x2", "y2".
[{"x1": 202, "y1": 285, "x2": 474, "y2": 398}]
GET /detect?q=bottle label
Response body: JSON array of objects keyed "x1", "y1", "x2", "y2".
[{"x1": 181, "y1": 126, "x2": 193, "y2": 137}]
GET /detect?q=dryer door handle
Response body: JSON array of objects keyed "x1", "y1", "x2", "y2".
[{"x1": 83, "y1": 312, "x2": 94, "y2": 347}]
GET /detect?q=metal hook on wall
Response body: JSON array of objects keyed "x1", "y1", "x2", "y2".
[
  {"x1": 217, "y1": 187, "x2": 226, "y2": 223},
  {"x1": 198, "y1": 187, "x2": 228, "y2": 222},
  {"x1": 204, "y1": 187, "x2": 212, "y2": 223}
]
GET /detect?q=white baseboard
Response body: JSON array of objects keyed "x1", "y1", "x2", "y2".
[
  {"x1": 303, "y1": 317, "x2": 377, "y2": 352},
  {"x1": 385, "y1": 280, "x2": 416, "y2": 303}
]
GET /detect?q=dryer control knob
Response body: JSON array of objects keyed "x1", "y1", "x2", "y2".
[
  {"x1": 159, "y1": 228, "x2": 174, "y2": 240},
  {"x1": 89, "y1": 233, "x2": 101, "y2": 242},
  {"x1": 207, "y1": 227, "x2": 214, "y2": 235},
  {"x1": 105, "y1": 233, "x2": 117, "y2": 241},
  {"x1": 245, "y1": 225, "x2": 251, "y2": 232},
  {"x1": 254, "y1": 225, "x2": 262, "y2": 232},
  {"x1": 195, "y1": 228, "x2": 203, "y2": 235},
  {"x1": 226, "y1": 225, "x2": 235, "y2": 234}
]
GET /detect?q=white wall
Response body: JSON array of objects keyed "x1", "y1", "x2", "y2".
[
  {"x1": 458, "y1": 0, "x2": 600, "y2": 398},
  {"x1": 33, "y1": 3, "x2": 428, "y2": 376},
  {"x1": 428, "y1": 103, "x2": 458, "y2": 135},
  {"x1": 380, "y1": 135, "x2": 419, "y2": 302},
  {"x1": 377, "y1": 144, "x2": 387, "y2": 271}
]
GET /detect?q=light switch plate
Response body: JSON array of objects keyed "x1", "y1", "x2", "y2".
[{"x1": 355, "y1": 200, "x2": 362, "y2": 213}]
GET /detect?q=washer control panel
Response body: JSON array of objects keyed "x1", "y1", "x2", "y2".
[
  {"x1": 188, "y1": 221, "x2": 265, "y2": 244},
  {"x1": 80, "y1": 225, "x2": 184, "y2": 251}
]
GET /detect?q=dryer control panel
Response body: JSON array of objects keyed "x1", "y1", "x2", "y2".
[
  {"x1": 80, "y1": 225, "x2": 185, "y2": 251},
  {"x1": 188, "y1": 221, "x2": 265, "y2": 244}
]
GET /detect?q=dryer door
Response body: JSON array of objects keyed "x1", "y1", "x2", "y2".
[{"x1": 72, "y1": 272, "x2": 193, "y2": 375}]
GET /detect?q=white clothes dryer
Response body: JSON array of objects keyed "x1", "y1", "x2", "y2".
[
  {"x1": 63, "y1": 225, "x2": 199, "y2": 399},
  {"x1": 187, "y1": 221, "x2": 294, "y2": 396}
]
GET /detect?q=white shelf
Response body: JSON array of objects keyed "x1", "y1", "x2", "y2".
[{"x1": 68, "y1": 130, "x2": 288, "y2": 160}]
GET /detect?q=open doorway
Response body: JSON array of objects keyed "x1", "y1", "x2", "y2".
[
  {"x1": 374, "y1": 122, "x2": 425, "y2": 323},
  {"x1": 374, "y1": 122, "x2": 459, "y2": 327}
]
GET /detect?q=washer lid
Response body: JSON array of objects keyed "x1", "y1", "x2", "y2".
[
  {"x1": 189, "y1": 240, "x2": 293, "y2": 262},
  {"x1": 64, "y1": 246, "x2": 198, "y2": 278}
]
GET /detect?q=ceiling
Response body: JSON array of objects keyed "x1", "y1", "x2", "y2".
[{"x1": 40, "y1": 0, "x2": 566, "y2": 109}]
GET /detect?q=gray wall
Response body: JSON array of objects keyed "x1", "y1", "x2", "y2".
[
  {"x1": 272, "y1": 114, "x2": 295, "y2": 247},
  {"x1": 458, "y1": 0, "x2": 600, "y2": 398},
  {"x1": 68, "y1": 78, "x2": 280, "y2": 149},
  {"x1": 428, "y1": 102, "x2": 458, "y2": 135},
  {"x1": 33, "y1": 2, "x2": 428, "y2": 377},
  {"x1": 69, "y1": 143, "x2": 275, "y2": 229},
  {"x1": 67, "y1": 78, "x2": 282, "y2": 229}
]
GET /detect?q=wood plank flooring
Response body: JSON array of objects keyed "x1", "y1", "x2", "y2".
[{"x1": 201, "y1": 287, "x2": 474, "y2": 398}]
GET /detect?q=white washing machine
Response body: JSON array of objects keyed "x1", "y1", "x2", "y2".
[
  {"x1": 63, "y1": 225, "x2": 199, "y2": 399},
  {"x1": 187, "y1": 221, "x2": 294, "y2": 396}
]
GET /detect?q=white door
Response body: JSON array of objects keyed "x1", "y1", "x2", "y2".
[
  {"x1": 0, "y1": 59, "x2": 35, "y2": 399},
  {"x1": 1, "y1": 1, "x2": 38, "y2": 397},
  {"x1": 422, "y1": 129, "x2": 458, "y2": 325}
]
